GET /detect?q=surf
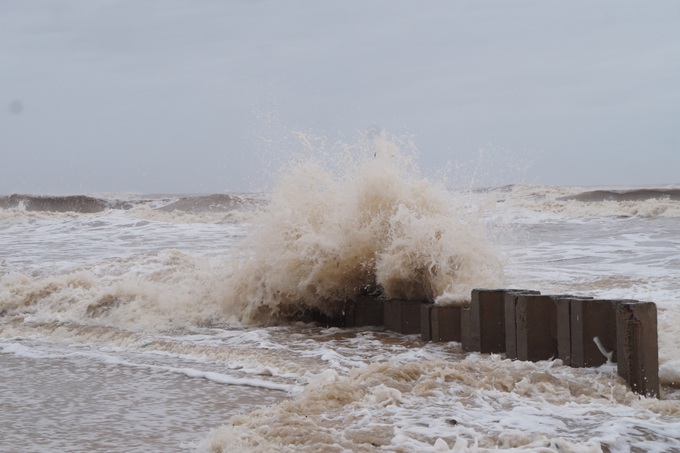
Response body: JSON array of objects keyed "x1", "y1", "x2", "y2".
[{"x1": 221, "y1": 131, "x2": 505, "y2": 324}]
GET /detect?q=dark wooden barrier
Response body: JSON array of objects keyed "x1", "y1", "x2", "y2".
[
  {"x1": 338, "y1": 288, "x2": 660, "y2": 398},
  {"x1": 384, "y1": 299, "x2": 423, "y2": 334},
  {"x1": 616, "y1": 301, "x2": 659, "y2": 398}
]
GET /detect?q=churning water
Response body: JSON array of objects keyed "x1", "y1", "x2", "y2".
[{"x1": 2, "y1": 136, "x2": 680, "y2": 452}]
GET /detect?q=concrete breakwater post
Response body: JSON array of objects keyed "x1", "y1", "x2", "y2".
[
  {"x1": 467, "y1": 289, "x2": 540, "y2": 354},
  {"x1": 384, "y1": 299, "x2": 424, "y2": 334},
  {"x1": 509, "y1": 293, "x2": 590, "y2": 363},
  {"x1": 343, "y1": 296, "x2": 384, "y2": 327},
  {"x1": 421, "y1": 304, "x2": 464, "y2": 342},
  {"x1": 431, "y1": 305, "x2": 463, "y2": 342},
  {"x1": 555, "y1": 297, "x2": 573, "y2": 365},
  {"x1": 469, "y1": 289, "x2": 506, "y2": 353},
  {"x1": 514, "y1": 294, "x2": 559, "y2": 362},
  {"x1": 338, "y1": 288, "x2": 659, "y2": 398},
  {"x1": 616, "y1": 301, "x2": 659, "y2": 398},
  {"x1": 461, "y1": 308, "x2": 471, "y2": 351},
  {"x1": 420, "y1": 304, "x2": 434, "y2": 341},
  {"x1": 554, "y1": 295, "x2": 595, "y2": 366},
  {"x1": 506, "y1": 293, "x2": 659, "y2": 397},
  {"x1": 568, "y1": 298, "x2": 619, "y2": 367},
  {"x1": 504, "y1": 290, "x2": 541, "y2": 359}
]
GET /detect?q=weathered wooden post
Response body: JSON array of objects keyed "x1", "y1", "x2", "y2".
[
  {"x1": 515, "y1": 294, "x2": 559, "y2": 362},
  {"x1": 344, "y1": 296, "x2": 384, "y2": 327},
  {"x1": 470, "y1": 289, "x2": 539, "y2": 354},
  {"x1": 461, "y1": 307, "x2": 472, "y2": 351},
  {"x1": 384, "y1": 299, "x2": 423, "y2": 334},
  {"x1": 569, "y1": 298, "x2": 619, "y2": 367},
  {"x1": 469, "y1": 289, "x2": 505, "y2": 353},
  {"x1": 431, "y1": 305, "x2": 463, "y2": 342},
  {"x1": 420, "y1": 304, "x2": 434, "y2": 341},
  {"x1": 616, "y1": 301, "x2": 659, "y2": 398}
]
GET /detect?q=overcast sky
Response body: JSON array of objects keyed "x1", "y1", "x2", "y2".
[{"x1": 1, "y1": 1, "x2": 679, "y2": 194}]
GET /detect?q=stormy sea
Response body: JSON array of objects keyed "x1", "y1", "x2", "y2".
[{"x1": 2, "y1": 139, "x2": 679, "y2": 452}]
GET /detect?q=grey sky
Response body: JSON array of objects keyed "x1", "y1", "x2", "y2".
[{"x1": 1, "y1": 1, "x2": 679, "y2": 194}]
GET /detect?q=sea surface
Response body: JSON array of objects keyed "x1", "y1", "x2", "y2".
[{"x1": 2, "y1": 148, "x2": 680, "y2": 452}]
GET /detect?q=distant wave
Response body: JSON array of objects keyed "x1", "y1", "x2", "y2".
[
  {"x1": 0, "y1": 194, "x2": 122, "y2": 213},
  {"x1": 0, "y1": 193, "x2": 262, "y2": 214},
  {"x1": 158, "y1": 194, "x2": 259, "y2": 213},
  {"x1": 559, "y1": 188, "x2": 680, "y2": 203}
]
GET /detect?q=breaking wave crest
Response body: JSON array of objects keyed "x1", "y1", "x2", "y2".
[
  {"x1": 1, "y1": 134, "x2": 504, "y2": 329},
  {"x1": 222, "y1": 132, "x2": 504, "y2": 324}
]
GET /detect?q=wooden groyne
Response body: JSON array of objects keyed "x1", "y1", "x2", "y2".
[{"x1": 336, "y1": 288, "x2": 659, "y2": 398}]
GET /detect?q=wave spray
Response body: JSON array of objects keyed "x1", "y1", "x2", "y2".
[{"x1": 224, "y1": 132, "x2": 504, "y2": 323}]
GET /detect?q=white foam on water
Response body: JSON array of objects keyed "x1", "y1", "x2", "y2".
[
  {"x1": 198, "y1": 356, "x2": 680, "y2": 452},
  {"x1": 488, "y1": 184, "x2": 680, "y2": 222},
  {"x1": 0, "y1": 254, "x2": 233, "y2": 332},
  {"x1": 0, "y1": 323, "x2": 324, "y2": 383},
  {"x1": 0, "y1": 200, "x2": 256, "y2": 335},
  {"x1": 0, "y1": 336, "x2": 302, "y2": 392},
  {"x1": 128, "y1": 204, "x2": 258, "y2": 225}
]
